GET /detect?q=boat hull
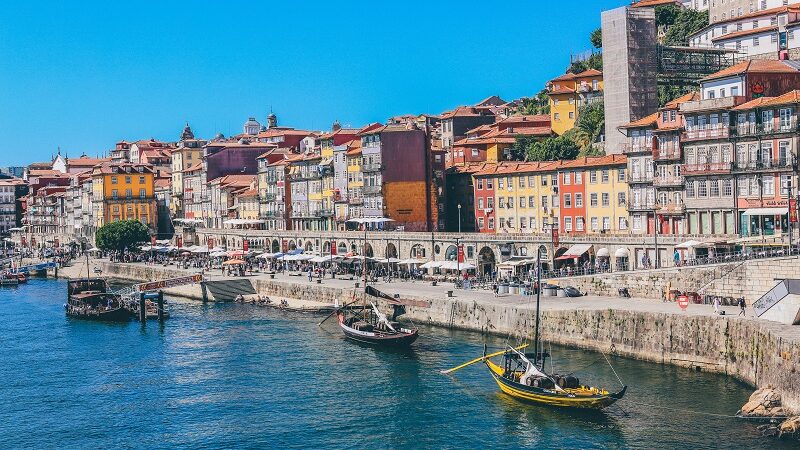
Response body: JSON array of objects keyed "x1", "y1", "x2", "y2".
[
  {"x1": 485, "y1": 360, "x2": 625, "y2": 409},
  {"x1": 66, "y1": 307, "x2": 132, "y2": 322},
  {"x1": 337, "y1": 314, "x2": 418, "y2": 347}
]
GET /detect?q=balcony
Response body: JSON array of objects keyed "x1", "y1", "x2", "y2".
[
  {"x1": 290, "y1": 171, "x2": 321, "y2": 181},
  {"x1": 653, "y1": 146, "x2": 681, "y2": 161},
  {"x1": 263, "y1": 211, "x2": 281, "y2": 219},
  {"x1": 362, "y1": 163, "x2": 383, "y2": 173},
  {"x1": 656, "y1": 202, "x2": 686, "y2": 215},
  {"x1": 681, "y1": 162, "x2": 732, "y2": 175},
  {"x1": 621, "y1": 142, "x2": 653, "y2": 155},
  {"x1": 317, "y1": 209, "x2": 334, "y2": 217},
  {"x1": 732, "y1": 119, "x2": 799, "y2": 137},
  {"x1": 260, "y1": 193, "x2": 277, "y2": 202},
  {"x1": 628, "y1": 173, "x2": 654, "y2": 184},
  {"x1": 732, "y1": 159, "x2": 794, "y2": 172},
  {"x1": 627, "y1": 202, "x2": 656, "y2": 212},
  {"x1": 679, "y1": 96, "x2": 745, "y2": 114},
  {"x1": 652, "y1": 175, "x2": 684, "y2": 187},
  {"x1": 363, "y1": 185, "x2": 382, "y2": 195},
  {"x1": 349, "y1": 197, "x2": 364, "y2": 205},
  {"x1": 681, "y1": 127, "x2": 729, "y2": 142}
]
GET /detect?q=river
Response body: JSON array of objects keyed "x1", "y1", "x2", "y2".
[{"x1": 0, "y1": 279, "x2": 790, "y2": 449}]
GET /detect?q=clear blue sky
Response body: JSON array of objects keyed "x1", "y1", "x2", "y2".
[{"x1": 0, "y1": 0, "x2": 623, "y2": 165}]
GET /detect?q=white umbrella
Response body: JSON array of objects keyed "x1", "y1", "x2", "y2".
[
  {"x1": 439, "y1": 261, "x2": 476, "y2": 271},
  {"x1": 210, "y1": 251, "x2": 228, "y2": 258},
  {"x1": 398, "y1": 258, "x2": 426, "y2": 266},
  {"x1": 419, "y1": 261, "x2": 443, "y2": 269}
]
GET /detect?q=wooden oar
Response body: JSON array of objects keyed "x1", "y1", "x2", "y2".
[
  {"x1": 317, "y1": 297, "x2": 362, "y2": 326},
  {"x1": 440, "y1": 343, "x2": 529, "y2": 375}
]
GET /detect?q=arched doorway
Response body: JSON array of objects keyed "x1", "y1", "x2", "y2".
[
  {"x1": 364, "y1": 243, "x2": 374, "y2": 258},
  {"x1": 410, "y1": 244, "x2": 426, "y2": 258},
  {"x1": 272, "y1": 240, "x2": 280, "y2": 253},
  {"x1": 477, "y1": 246, "x2": 495, "y2": 275},
  {"x1": 553, "y1": 247, "x2": 568, "y2": 269},
  {"x1": 323, "y1": 241, "x2": 331, "y2": 255},
  {"x1": 385, "y1": 243, "x2": 397, "y2": 259},
  {"x1": 304, "y1": 242, "x2": 314, "y2": 252},
  {"x1": 338, "y1": 242, "x2": 348, "y2": 255},
  {"x1": 444, "y1": 245, "x2": 458, "y2": 261},
  {"x1": 289, "y1": 240, "x2": 297, "y2": 251},
  {"x1": 350, "y1": 243, "x2": 358, "y2": 254}
]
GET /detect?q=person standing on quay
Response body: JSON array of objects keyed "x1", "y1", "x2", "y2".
[
  {"x1": 738, "y1": 297, "x2": 746, "y2": 316},
  {"x1": 713, "y1": 296, "x2": 721, "y2": 315}
]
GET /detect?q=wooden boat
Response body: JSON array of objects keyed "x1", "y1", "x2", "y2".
[
  {"x1": 443, "y1": 253, "x2": 626, "y2": 410},
  {"x1": 336, "y1": 303, "x2": 419, "y2": 347},
  {"x1": 0, "y1": 273, "x2": 20, "y2": 286},
  {"x1": 66, "y1": 278, "x2": 131, "y2": 322}
]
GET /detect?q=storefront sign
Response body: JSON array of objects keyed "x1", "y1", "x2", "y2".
[
  {"x1": 741, "y1": 198, "x2": 789, "y2": 208},
  {"x1": 242, "y1": 239, "x2": 249, "y2": 252},
  {"x1": 551, "y1": 227, "x2": 559, "y2": 248},
  {"x1": 457, "y1": 244, "x2": 465, "y2": 263},
  {"x1": 331, "y1": 240, "x2": 337, "y2": 255},
  {"x1": 791, "y1": 199, "x2": 798, "y2": 223},
  {"x1": 177, "y1": 236, "x2": 183, "y2": 248}
]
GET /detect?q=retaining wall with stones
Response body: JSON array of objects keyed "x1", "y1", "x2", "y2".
[{"x1": 79, "y1": 261, "x2": 800, "y2": 414}]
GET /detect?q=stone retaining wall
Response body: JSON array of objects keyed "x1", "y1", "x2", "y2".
[{"x1": 83, "y1": 261, "x2": 800, "y2": 414}]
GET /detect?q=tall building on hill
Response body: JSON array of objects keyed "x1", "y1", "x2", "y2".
[{"x1": 602, "y1": 6, "x2": 659, "y2": 154}]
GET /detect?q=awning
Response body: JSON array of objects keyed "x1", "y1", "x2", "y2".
[
  {"x1": 555, "y1": 244, "x2": 593, "y2": 260},
  {"x1": 742, "y1": 207, "x2": 788, "y2": 216},
  {"x1": 596, "y1": 248, "x2": 610, "y2": 258},
  {"x1": 614, "y1": 248, "x2": 630, "y2": 258},
  {"x1": 675, "y1": 240, "x2": 702, "y2": 249}
]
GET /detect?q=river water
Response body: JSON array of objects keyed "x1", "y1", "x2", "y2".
[{"x1": 0, "y1": 279, "x2": 790, "y2": 449}]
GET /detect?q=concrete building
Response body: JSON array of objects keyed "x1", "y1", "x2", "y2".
[{"x1": 602, "y1": 6, "x2": 659, "y2": 154}]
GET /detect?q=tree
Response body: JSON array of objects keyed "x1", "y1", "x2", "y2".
[
  {"x1": 572, "y1": 101, "x2": 605, "y2": 151},
  {"x1": 590, "y1": 27, "x2": 602, "y2": 49},
  {"x1": 526, "y1": 135, "x2": 580, "y2": 162},
  {"x1": 569, "y1": 52, "x2": 602, "y2": 74},
  {"x1": 654, "y1": 4, "x2": 680, "y2": 28},
  {"x1": 661, "y1": 8, "x2": 708, "y2": 46},
  {"x1": 517, "y1": 90, "x2": 550, "y2": 115},
  {"x1": 95, "y1": 220, "x2": 151, "y2": 252}
]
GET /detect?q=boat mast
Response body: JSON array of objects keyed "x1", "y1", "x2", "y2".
[{"x1": 533, "y1": 250, "x2": 542, "y2": 368}]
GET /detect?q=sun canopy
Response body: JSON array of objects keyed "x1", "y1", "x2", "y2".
[
  {"x1": 438, "y1": 261, "x2": 477, "y2": 271},
  {"x1": 555, "y1": 244, "x2": 593, "y2": 260},
  {"x1": 210, "y1": 251, "x2": 228, "y2": 258},
  {"x1": 596, "y1": 248, "x2": 610, "y2": 258},
  {"x1": 675, "y1": 240, "x2": 702, "y2": 249},
  {"x1": 614, "y1": 248, "x2": 630, "y2": 258},
  {"x1": 398, "y1": 258, "x2": 426, "y2": 266},
  {"x1": 741, "y1": 207, "x2": 788, "y2": 216},
  {"x1": 346, "y1": 217, "x2": 395, "y2": 224},
  {"x1": 419, "y1": 261, "x2": 443, "y2": 269},
  {"x1": 222, "y1": 259, "x2": 246, "y2": 265}
]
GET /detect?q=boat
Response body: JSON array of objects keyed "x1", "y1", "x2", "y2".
[
  {"x1": 66, "y1": 277, "x2": 131, "y2": 322},
  {"x1": 0, "y1": 272, "x2": 20, "y2": 286},
  {"x1": 336, "y1": 302, "x2": 419, "y2": 347},
  {"x1": 443, "y1": 253, "x2": 626, "y2": 410}
]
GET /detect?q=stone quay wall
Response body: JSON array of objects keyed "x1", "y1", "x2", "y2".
[
  {"x1": 79, "y1": 261, "x2": 800, "y2": 414},
  {"x1": 557, "y1": 256, "x2": 800, "y2": 304}
]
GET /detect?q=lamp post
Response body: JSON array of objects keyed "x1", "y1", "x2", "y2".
[{"x1": 457, "y1": 203, "x2": 462, "y2": 234}]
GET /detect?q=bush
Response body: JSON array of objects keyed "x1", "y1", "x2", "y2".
[{"x1": 95, "y1": 220, "x2": 151, "y2": 252}]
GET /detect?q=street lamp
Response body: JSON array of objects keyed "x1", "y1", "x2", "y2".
[{"x1": 457, "y1": 203, "x2": 462, "y2": 234}]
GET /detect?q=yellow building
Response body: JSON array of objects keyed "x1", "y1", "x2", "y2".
[
  {"x1": 547, "y1": 69, "x2": 603, "y2": 135},
  {"x1": 235, "y1": 184, "x2": 260, "y2": 221},
  {"x1": 572, "y1": 155, "x2": 629, "y2": 234},
  {"x1": 91, "y1": 163, "x2": 157, "y2": 230},
  {"x1": 170, "y1": 127, "x2": 205, "y2": 216}
]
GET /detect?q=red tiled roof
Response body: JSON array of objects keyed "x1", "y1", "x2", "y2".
[
  {"x1": 619, "y1": 112, "x2": 659, "y2": 129},
  {"x1": 574, "y1": 69, "x2": 602, "y2": 78},
  {"x1": 67, "y1": 156, "x2": 111, "y2": 167},
  {"x1": 712, "y1": 25, "x2": 777, "y2": 42},
  {"x1": 549, "y1": 72, "x2": 577, "y2": 83},
  {"x1": 663, "y1": 91, "x2": 701, "y2": 109},
  {"x1": 558, "y1": 154, "x2": 627, "y2": 169},
  {"x1": 440, "y1": 106, "x2": 485, "y2": 119},
  {"x1": 701, "y1": 59, "x2": 800, "y2": 82},
  {"x1": 549, "y1": 86, "x2": 576, "y2": 95},
  {"x1": 732, "y1": 90, "x2": 800, "y2": 110}
]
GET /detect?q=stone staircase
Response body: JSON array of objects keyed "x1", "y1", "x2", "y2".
[{"x1": 202, "y1": 279, "x2": 256, "y2": 302}]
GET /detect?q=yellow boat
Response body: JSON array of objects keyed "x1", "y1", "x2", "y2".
[{"x1": 484, "y1": 346, "x2": 626, "y2": 409}]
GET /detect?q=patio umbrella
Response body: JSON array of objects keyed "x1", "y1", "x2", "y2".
[
  {"x1": 419, "y1": 261, "x2": 443, "y2": 269},
  {"x1": 222, "y1": 259, "x2": 246, "y2": 266}
]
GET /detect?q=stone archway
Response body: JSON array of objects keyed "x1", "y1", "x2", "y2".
[
  {"x1": 364, "y1": 243, "x2": 374, "y2": 258},
  {"x1": 272, "y1": 239, "x2": 280, "y2": 253},
  {"x1": 350, "y1": 243, "x2": 358, "y2": 254},
  {"x1": 338, "y1": 242, "x2": 348, "y2": 255},
  {"x1": 444, "y1": 244, "x2": 458, "y2": 261},
  {"x1": 477, "y1": 246, "x2": 495, "y2": 275},
  {"x1": 385, "y1": 243, "x2": 397, "y2": 259},
  {"x1": 304, "y1": 241, "x2": 314, "y2": 252},
  {"x1": 289, "y1": 240, "x2": 297, "y2": 250},
  {"x1": 410, "y1": 244, "x2": 426, "y2": 258},
  {"x1": 323, "y1": 241, "x2": 331, "y2": 255}
]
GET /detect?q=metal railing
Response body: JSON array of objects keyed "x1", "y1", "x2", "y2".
[
  {"x1": 682, "y1": 127, "x2": 729, "y2": 141},
  {"x1": 681, "y1": 162, "x2": 732, "y2": 175},
  {"x1": 732, "y1": 159, "x2": 793, "y2": 171},
  {"x1": 621, "y1": 142, "x2": 653, "y2": 154},
  {"x1": 652, "y1": 175, "x2": 684, "y2": 187},
  {"x1": 628, "y1": 173, "x2": 654, "y2": 183},
  {"x1": 363, "y1": 185, "x2": 382, "y2": 195},
  {"x1": 362, "y1": 163, "x2": 383, "y2": 173}
]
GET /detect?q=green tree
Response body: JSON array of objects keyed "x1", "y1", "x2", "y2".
[
  {"x1": 569, "y1": 52, "x2": 602, "y2": 74},
  {"x1": 95, "y1": 220, "x2": 151, "y2": 252},
  {"x1": 572, "y1": 101, "x2": 605, "y2": 151},
  {"x1": 526, "y1": 135, "x2": 580, "y2": 162},
  {"x1": 661, "y1": 8, "x2": 708, "y2": 46},
  {"x1": 590, "y1": 27, "x2": 602, "y2": 49},
  {"x1": 654, "y1": 4, "x2": 680, "y2": 27},
  {"x1": 517, "y1": 90, "x2": 550, "y2": 115}
]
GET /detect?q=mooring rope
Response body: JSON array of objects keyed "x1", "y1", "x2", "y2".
[
  {"x1": 628, "y1": 401, "x2": 790, "y2": 420},
  {"x1": 601, "y1": 350, "x2": 625, "y2": 388}
]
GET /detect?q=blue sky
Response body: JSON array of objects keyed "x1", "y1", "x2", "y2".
[{"x1": 0, "y1": 0, "x2": 622, "y2": 165}]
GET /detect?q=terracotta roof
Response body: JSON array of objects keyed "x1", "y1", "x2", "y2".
[
  {"x1": 154, "y1": 179, "x2": 171, "y2": 189},
  {"x1": 28, "y1": 169, "x2": 62, "y2": 177},
  {"x1": 631, "y1": 0, "x2": 681, "y2": 7},
  {"x1": 184, "y1": 162, "x2": 203, "y2": 173},
  {"x1": 712, "y1": 25, "x2": 777, "y2": 42},
  {"x1": 440, "y1": 106, "x2": 486, "y2": 119},
  {"x1": 701, "y1": 60, "x2": 800, "y2": 82},
  {"x1": 558, "y1": 154, "x2": 627, "y2": 169},
  {"x1": 214, "y1": 174, "x2": 256, "y2": 188},
  {"x1": 549, "y1": 86, "x2": 576, "y2": 95},
  {"x1": 696, "y1": 4, "x2": 800, "y2": 29},
  {"x1": 619, "y1": 112, "x2": 659, "y2": 129},
  {"x1": 66, "y1": 156, "x2": 111, "y2": 167},
  {"x1": 732, "y1": 90, "x2": 800, "y2": 110},
  {"x1": 474, "y1": 161, "x2": 561, "y2": 176},
  {"x1": 550, "y1": 72, "x2": 577, "y2": 83},
  {"x1": 318, "y1": 128, "x2": 360, "y2": 139},
  {"x1": 663, "y1": 91, "x2": 701, "y2": 109},
  {"x1": 465, "y1": 124, "x2": 493, "y2": 136},
  {"x1": 474, "y1": 95, "x2": 508, "y2": 107},
  {"x1": 574, "y1": 69, "x2": 602, "y2": 78},
  {"x1": 237, "y1": 188, "x2": 258, "y2": 197}
]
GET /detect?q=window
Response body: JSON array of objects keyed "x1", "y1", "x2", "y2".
[
  {"x1": 139, "y1": 176, "x2": 145, "y2": 184},
  {"x1": 518, "y1": 176, "x2": 525, "y2": 188},
  {"x1": 111, "y1": 189, "x2": 118, "y2": 199},
  {"x1": 602, "y1": 217, "x2": 610, "y2": 230},
  {"x1": 487, "y1": 179, "x2": 493, "y2": 189},
  {"x1": 111, "y1": 177, "x2": 118, "y2": 184},
  {"x1": 498, "y1": 179, "x2": 504, "y2": 189},
  {"x1": 519, "y1": 196, "x2": 526, "y2": 208},
  {"x1": 601, "y1": 193, "x2": 610, "y2": 206},
  {"x1": 723, "y1": 179, "x2": 733, "y2": 196},
  {"x1": 569, "y1": 112, "x2": 575, "y2": 119},
  {"x1": 619, "y1": 217, "x2": 627, "y2": 230},
  {"x1": 564, "y1": 216, "x2": 572, "y2": 231},
  {"x1": 739, "y1": 178, "x2": 749, "y2": 196},
  {"x1": 575, "y1": 193, "x2": 583, "y2": 207},
  {"x1": 125, "y1": 189, "x2": 132, "y2": 199},
  {"x1": 754, "y1": 36, "x2": 760, "y2": 46},
  {"x1": 528, "y1": 175, "x2": 535, "y2": 186},
  {"x1": 477, "y1": 179, "x2": 484, "y2": 190},
  {"x1": 528, "y1": 196, "x2": 535, "y2": 208},
  {"x1": 478, "y1": 198, "x2": 484, "y2": 209},
  {"x1": 507, "y1": 197, "x2": 514, "y2": 209},
  {"x1": 575, "y1": 172, "x2": 583, "y2": 184},
  {"x1": 710, "y1": 179, "x2": 719, "y2": 197},
  {"x1": 617, "y1": 192, "x2": 626, "y2": 206},
  {"x1": 601, "y1": 169, "x2": 609, "y2": 183},
  {"x1": 589, "y1": 171, "x2": 598, "y2": 183},
  {"x1": 530, "y1": 217, "x2": 537, "y2": 230},
  {"x1": 617, "y1": 169, "x2": 625, "y2": 182},
  {"x1": 478, "y1": 217, "x2": 485, "y2": 229},
  {"x1": 771, "y1": 34, "x2": 778, "y2": 43},
  {"x1": 563, "y1": 172, "x2": 571, "y2": 185},
  {"x1": 764, "y1": 175, "x2": 775, "y2": 195},
  {"x1": 488, "y1": 218, "x2": 494, "y2": 229},
  {"x1": 520, "y1": 218, "x2": 526, "y2": 229},
  {"x1": 139, "y1": 188, "x2": 146, "y2": 198},
  {"x1": 576, "y1": 217, "x2": 584, "y2": 231},
  {"x1": 551, "y1": 174, "x2": 558, "y2": 186},
  {"x1": 125, "y1": 176, "x2": 132, "y2": 184},
  {"x1": 633, "y1": 215, "x2": 642, "y2": 231},
  {"x1": 591, "y1": 217, "x2": 599, "y2": 231},
  {"x1": 487, "y1": 197, "x2": 494, "y2": 208},
  {"x1": 554, "y1": 113, "x2": 560, "y2": 120},
  {"x1": 698, "y1": 180, "x2": 708, "y2": 197},
  {"x1": 564, "y1": 194, "x2": 572, "y2": 208},
  {"x1": 590, "y1": 193, "x2": 598, "y2": 207}
]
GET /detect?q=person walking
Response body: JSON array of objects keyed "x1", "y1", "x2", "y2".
[
  {"x1": 738, "y1": 297, "x2": 746, "y2": 316},
  {"x1": 713, "y1": 296, "x2": 721, "y2": 315}
]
